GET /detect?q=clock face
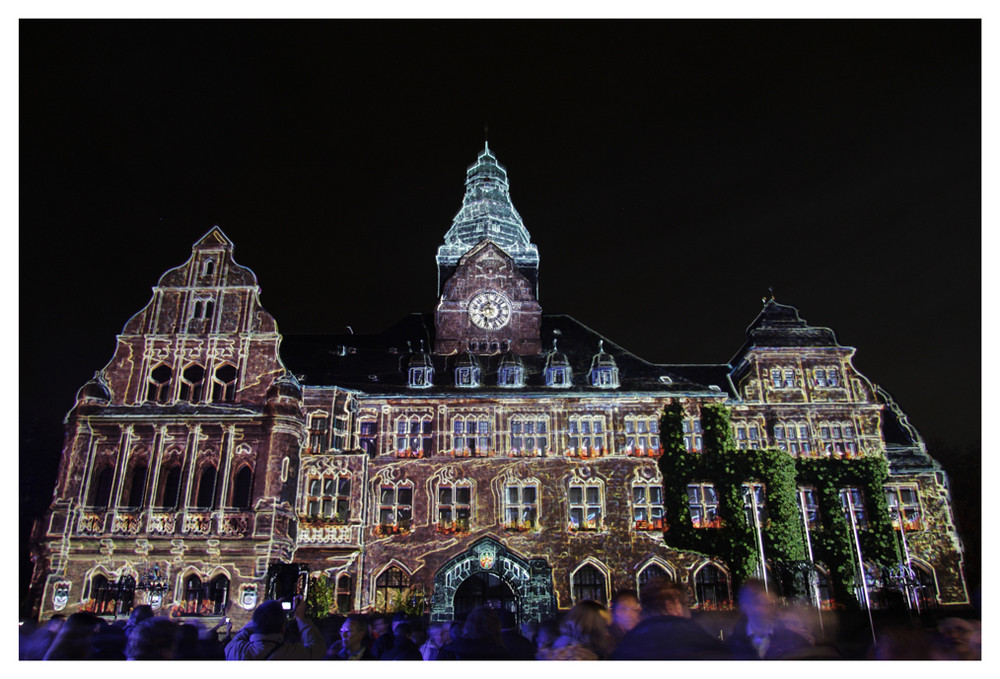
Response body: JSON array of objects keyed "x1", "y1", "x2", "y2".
[{"x1": 468, "y1": 291, "x2": 512, "y2": 330}]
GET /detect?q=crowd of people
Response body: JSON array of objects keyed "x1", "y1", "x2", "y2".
[{"x1": 19, "y1": 577, "x2": 981, "y2": 661}]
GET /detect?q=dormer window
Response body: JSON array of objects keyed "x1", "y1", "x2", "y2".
[
  {"x1": 813, "y1": 368, "x2": 841, "y2": 387},
  {"x1": 591, "y1": 366, "x2": 618, "y2": 388},
  {"x1": 456, "y1": 366, "x2": 480, "y2": 387},
  {"x1": 498, "y1": 353, "x2": 525, "y2": 388},
  {"x1": 408, "y1": 366, "x2": 434, "y2": 388},
  {"x1": 545, "y1": 366, "x2": 570, "y2": 387}
]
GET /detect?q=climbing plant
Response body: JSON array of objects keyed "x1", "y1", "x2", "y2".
[{"x1": 659, "y1": 401, "x2": 896, "y2": 609}]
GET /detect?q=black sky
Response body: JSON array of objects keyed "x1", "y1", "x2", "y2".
[{"x1": 18, "y1": 19, "x2": 981, "y2": 593}]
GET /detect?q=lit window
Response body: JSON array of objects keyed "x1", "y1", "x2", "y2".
[
  {"x1": 451, "y1": 415, "x2": 491, "y2": 456},
  {"x1": 632, "y1": 482, "x2": 664, "y2": 531},
  {"x1": 839, "y1": 487, "x2": 867, "y2": 529},
  {"x1": 437, "y1": 483, "x2": 472, "y2": 533},
  {"x1": 568, "y1": 416, "x2": 606, "y2": 457},
  {"x1": 784, "y1": 369, "x2": 795, "y2": 388},
  {"x1": 743, "y1": 482, "x2": 766, "y2": 525},
  {"x1": 308, "y1": 413, "x2": 329, "y2": 453},
  {"x1": 687, "y1": 483, "x2": 720, "y2": 528},
  {"x1": 886, "y1": 485, "x2": 922, "y2": 531},
  {"x1": 306, "y1": 475, "x2": 351, "y2": 522},
  {"x1": 359, "y1": 420, "x2": 377, "y2": 456},
  {"x1": 572, "y1": 565, "x2": 607, "y2": 604},
  {"x1": 568, "y1": 483, "x2": 603, "y2": 531},
  {"x1": 625, "y1": 416, "x2": 660, "y2": 456},
  {"x1": 799, "y1": 487, "x2": 821, "y2": 529},
  {"x1": 395, "y1": 416, "x2": 433, "y2": 457},
  {"x1": 374, "y1": 567, "x2": 409, "y2": 612},
  {"x1": 509, "y1": 416, "x2": 549, "y2": 456},
  {"x1": 504, "y1": 482, "x2": 539, "y2": 531},
  {"x1": 377, "y1": 484, "x2": 413, "y2": 535}
]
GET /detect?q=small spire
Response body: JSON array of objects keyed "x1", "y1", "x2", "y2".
[
  {"x1": 552, "y1": 338, "x2": 558, "y2": 352},
  {"x1": 598, "y1": 339, "x2": 604, "y2": 353}
]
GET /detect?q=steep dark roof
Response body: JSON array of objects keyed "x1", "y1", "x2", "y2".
[
  {"x1": 280, "y1": 313, "x2": 731, "y2": 397},
  {"x1": 729, "y1": 299, "x2": 843, "y2": 366}
]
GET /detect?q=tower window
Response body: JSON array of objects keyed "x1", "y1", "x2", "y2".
[
  {"x1": 231, "y1": 466, "x2": 253, "y2": 509},
  {"x1": 179, "y1": 364, "x2": 206, "y2": 402},
  {"x1": 195, "y1": 466, "x2": 217, "y2": 509},
  {"x1": 211, "y1": 364, "x2": 238, "y2": 403},
  {"x1": 146, "y1": 364, "x2": 173, "y2": 403}
]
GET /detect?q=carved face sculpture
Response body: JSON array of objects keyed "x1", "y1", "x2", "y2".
[
  {"x1": 52, "y1": 582, "x2": 70, "y2": 611},
  {"x1": 468, "y1": 291, "x2": 511, "y2": 330}
]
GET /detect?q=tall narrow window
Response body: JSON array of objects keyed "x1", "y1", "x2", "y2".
[
  {"x1": 632, "y1": 482, "x2": 664, "y2": 531},
  {"x1": 336, "y1": 574, "x2": 353, "y2": 613},
  {"x1": 184, "y1": 575, "x2": 204, "y2": 615},
  {"x1": 308, "y1": 414, "x2": 329, "y2": 453},
  {"x1": 159, "y1": 466, "x2": 182, "y2": 509},
  {"x1": 147, "y1": 364, "x2": 173, "y2": 403},
  {"x1": 799, "y1": 487, "x2": 821, "y2": 529},
  {"x1": 211, "y1": 364, "x2": 238, "y2": 403},
  {"x1": 694, "y1": 564, "x2": 731, "y2": 609},
  {"x1": 437, "y1": 484, "x2": 472, "y2": 533},
  {"x1": 179, "y1": 364, "x2": 206, "y2": 402},
  {"x1": 195, "y1": 466, "x2": 217, "y2": 509},
  {"x1": 126, "y1": 464, "x2": 148, "y2": 508},
  {"x1": 231, "y1": 466, "x2": 253, "y2": 509},
  {"x1": 682, "y1": 417, "x2": 703, "y2": 452},
  {"x1": 504, "y1": 483, "x2": 539, "y2": 531},
  {"x1": 209, "y1": 574, "x2": 229, "y2": 615},
  {"x1": 886, "y1": 486, "x2": 922, "y2": 531},
  {"x1": 839, "y1": 487, "x2": 867, "y2": 528},
  {"x1": 688, "y1": 483, "x2": 720, "y2": 528},
  {"x1": 568, "y1": 483, "x2": 603, "y2": 531},
  {"x1": 359, "y1": 420, "x2": 377, "y2": 456},
  {"x1": 572, "y1": 565, "x2": 607, "y2": 604},
  {"x1": 743, "y1": 482, "x2": 766, "y2": 525},
  {"x1": 89, "y1": 465, "x2": 114, "y2": 508}
]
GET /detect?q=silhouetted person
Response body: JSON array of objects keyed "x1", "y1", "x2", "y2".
[
  {"x1": 328, "y1": 614, "x2": 375, "y2": 660},
  {"x1": 126, "y1": 617, "x2": 179, "y2": 660},
  {"x1": 225, "y1": 596, "x2": 324, "y2": 660},
  {"x1": 498, "y1": 610, "x2": 536, "y2": 660},
  {"x1": 420, "y1": 622, "x2": 452, "y2": 660},
  {"x1": 727, "y1": 579, "x2": 810, "y2": 659},
  {"x1": 380, "y1": 621, "x2": 423, "y2": 660},
  {"x1": 938, "y1": 617, "x2": 979, "y2": 660},
  {"x1": 369, "y1": 614, "x2": 394, "y2": 658},
  {"x1": 611, "y1": 577, "x2": 731, "y2": 660},
  {"x1": 22, "y1": 615, "x2": 65, "y2": 660},
  {"x1": 537, "y1": 600, "x2": 611, "y2": 660},
  {"x1": 608, "y1": 589, "x2": 641, "y2": 651},
  {"x1": 534, "y1": 618, "x2": 560, "y2": 655},
  {"x1": 42, "y1": 611, "x2": 102, "y2": 660},
  {"x1": 437, "y1": 606, "x2": 510, "y2": 660},
  {"x1": 124, "y1": 604, "x2": 154, "y2": 640}
]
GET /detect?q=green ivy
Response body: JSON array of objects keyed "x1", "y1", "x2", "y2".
[
  {"x1": 658, "y1": 401, "x2": 896, "y2": 609},
  {"x1": 306, "y1": 575, "x2": 337, "y2": 620}
]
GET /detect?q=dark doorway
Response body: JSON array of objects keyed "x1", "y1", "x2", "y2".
[{"x1": 453, "y1": 572, "x2": 517, "y2": 618}]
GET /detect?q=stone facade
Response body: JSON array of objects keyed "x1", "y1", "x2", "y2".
[{"x1": 28, "y1": 147, "x2": 968, "y2": 628}]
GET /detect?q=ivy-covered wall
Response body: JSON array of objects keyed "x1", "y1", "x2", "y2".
[{"x1": 658, "y1": 401, "x2": 897, "y2": 609}]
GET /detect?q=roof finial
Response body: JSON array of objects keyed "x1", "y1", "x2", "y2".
[
  {"x1": 552, "y1": 338, "x2": 558, "y2": 352},
  {"x1": 484, "y1": 123, "x2": 489, "y2": 154},
  {"x1": 598, "y1": 339, "x2": 604, "y2": 353}
]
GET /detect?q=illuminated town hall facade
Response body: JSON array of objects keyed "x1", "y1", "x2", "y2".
[{"x1": 29, "y1": 146, "x2": 969, "y2": 624}]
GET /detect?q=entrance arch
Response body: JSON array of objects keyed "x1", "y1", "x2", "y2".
[{"x1": 430, "y1": 537, "x2": 555, "y2": 625}]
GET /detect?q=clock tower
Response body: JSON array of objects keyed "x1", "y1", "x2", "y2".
[{"x1": 435, "y1": 145, "x2": 542, "y2": 355}]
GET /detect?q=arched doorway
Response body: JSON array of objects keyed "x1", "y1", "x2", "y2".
[
  {"x1": 453, "y1": 572, "x2": 517, "y2": 617},
  {"x1": 430, "y1": 537, "x2": 555, "y2": 625}
]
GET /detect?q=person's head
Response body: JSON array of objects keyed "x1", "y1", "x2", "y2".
[
  {"x1": 560, "y1": 600, "x2": 611, "y2": 652},
  {"x1": 639, "y1": 577, "x2": 690, "y2": 618},
  {"x1": 448, "y1": 619, "x2": 464, "y2": 640},
  {"x1": 778, "y1": 606, "x2": 815, "y2": 645},
  {"x1": 252, "y1": 600, "x2": 288, "y2": 635},
  {"x1": 426, "y1": 622, "x2": 450, "y2": 648},
  {"x1": 340, "y1": 614, "x2": 368, "y2": 652},
  {"x1": 498, "y1": 609, "x2": 518, "y2": 632},
  {"x1": 395, "y1": 622, "x2": 412, "y2": 641},
  {"x1": 371, "y1": 614, "x2": 391, "y2": 638},
  {"x1": 125, "y1": 617, "x2": 179, "y2": 660},
  {"x1": 610, "y1": 589, "x2": 641, "y2": 632},
  {"x1": 462, "y1": 606, "x2": 502, "y2": 644},
  {"x1": 43, "y1": 611, "x2": 102, "y2": 660},
  {"x1": 938, "y1": 617, "x2": 975, "y2": 657},
  {"x1": 127, "y1": 604, "x2": 154, "y2": 628},
  {"x1": 737, "y1": 579, "x2": 777, "y2": 629}
]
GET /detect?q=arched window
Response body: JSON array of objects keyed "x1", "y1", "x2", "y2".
[
  {"x1": 179, "y1": 364, "x2": 206, "y2": 402},
  {"x1": 184, "y1": 575, "x2": 204, "y2": 615},
  {"x1": 694, "y1": 563, "x2": 731, "y2": 609},
  {"x1": 195, "y1": 466, "x2": 217, "y2": 508},
  {"x1": 90, "y1": 574, "x2": 115, "y2": 615},
  {"x1": 211, "y1": 364, "x2": 238, "y2": 403},
  {"x1": 572, "y1": 564, "x2": 607, "y2": 604},
  {"x1": 159, "y1": 466, "x2": 182, "y2": 508},
  {"x1": 336, "y1": 573, "x2": 353, "y2": 614},
  {"x1": 89, "y1": 465, "x2": 114, "y2": 508},
  {"x1": 231, "y1": 466, "x2": 253, "y2": 509},
  {"x1": 117, "y1": 574, "x2": 136, "y2": 616},
  {"x1": 126, "y1": 464, "x2": 148, "y2": 508},
  {"x1": 374, "y1": 567, "x2": 409, "y2": 612},
  {"x1": 146, "y1": 364, "x2": 173, "y2": 403},
  {"x1": 203, "y1": 259, "x2": 215, "y2": 276},
  {"x1": 209, "y1": 574, "x2": 229, "y2": 615},
  {"x1": 638, "y1": 563, "x2": 672, "y2": 589}
]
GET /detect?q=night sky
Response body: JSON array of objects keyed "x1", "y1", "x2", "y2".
[{"x1": 18, "y1": 20, "x2": 982, "y2": 602}]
